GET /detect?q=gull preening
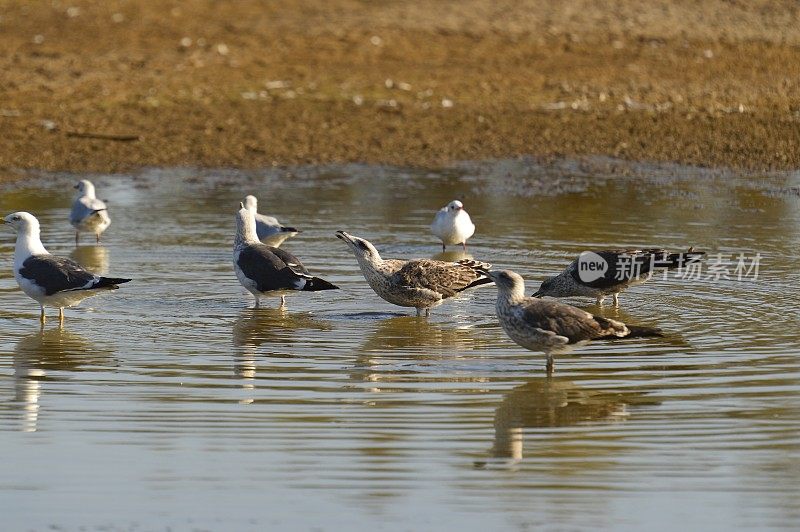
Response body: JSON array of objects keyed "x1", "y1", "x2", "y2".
[
  {"x1": 534, "y1": 248, "x2": 706, "y2": 305},
  {"x1": 431, "y1": 200, "x2": 475, "y2": 252},
  {"x1": 487, "y1": 269, "x2": 661, "y2": 373},
  {"x1": 336, "y1": 231, "x2": 492, "y2": 316},
  {"x1": 70, "y1": 179, "x2": 111, "y2": 244},
  {"x1": 4, "y1": 212, "x2": 131, "y2": 323},
  {"x1": 234, "y1": 203, "x2": 338, "y2": 308},
  {"x1": 243, "y1": 195, "x2": 300, "y2": 247}
]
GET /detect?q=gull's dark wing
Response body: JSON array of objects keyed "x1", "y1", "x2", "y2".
[
  {"x1": 19, "y1": 255, "x2": 98, "y2": 295},
  {"x1": 237, "y1": 244, "x2": 308, "y2": 292},
  {"x1": 521, "y1": 299, "x2": 626, "y2": 343}
]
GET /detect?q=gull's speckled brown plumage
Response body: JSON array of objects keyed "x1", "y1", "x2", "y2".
[
  {"x1": 336, "y1": 231, "x2": 492, "y2": 316},
  {"x1": 488, "y1": 269, "x2": 662, "y2": 372}
]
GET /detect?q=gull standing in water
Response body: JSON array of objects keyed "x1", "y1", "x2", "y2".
[
  {"x1": 70, "y1": 179, "x2": 111, "y2": 245},
  {"x1": 243, "y1": 195, "x2": 300, "y2": 247},
  {"x1": 487, "y1": 269, "x2": 661, "y2": 373},
  {"x1": 534, "y1": 248, "x2": 706, "y2": 305},
  {"x1": 336, "y1": 231, "x2": 491, "y2": 316},
  {"x1": 234, "y1": 203, "x2": 338, "y2": 308},
  {"x1": 431, "y1": 200, "x2": 475, "y2": 252},
  {"x1": 4, "y1": 212, "x2": 131, "y2": 324}
]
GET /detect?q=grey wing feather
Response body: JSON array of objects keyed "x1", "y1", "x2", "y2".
[
  {"x1": 19, "y1": 255, "x2": 99, "y2": 295},
  {"x1": 70, "y1": 197, "x2": 107, "y2": 224},
  {"x1": 254, "y1": 213, "x2": 283, "y2": 239}
]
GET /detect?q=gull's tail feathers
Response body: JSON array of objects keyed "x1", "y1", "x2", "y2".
[
  {"x1": 659, "y1": 248, "x2": 706, "y2": 269},
  {"x1": 302, "y1": 277, "x2": 339, "y2": 291},
  {"x1": 456, "y1": 259, "x2": 494, "y2": 289},
  {"x1": 94, "y1": 277, "x2": 132, "y2": 290}
]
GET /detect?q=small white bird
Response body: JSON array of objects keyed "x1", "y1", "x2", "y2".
[
  {"x1": 70, "y1": 179, "x2": 111, "y2": 245},
  {"x1": 430, "y1": 200, "x2": 475, "y2": 252},
  {"x1": 4, "y1": 211, "x2": 131, "y2": 324},
  {"x1": 243, "y1": 195, "x2": 300, "y2": 247},
  {"x1": 234, "y1": 203, "x2": 338, "y2": 308}
]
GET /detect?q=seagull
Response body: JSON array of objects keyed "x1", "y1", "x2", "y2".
[
  {"x1": 534, "y1": 248, "x2": 706, "y2": 305},
  {"x1": 243, "y1": 195, "x2": 300, "y2": 247},
  {"x1": 70, "y1": 179, "x2": 111, "y2": 245},
  {"x1": 430, "y1": 200, "x2": 475, "y2": 252},
  {"x1": 487, "y1": 269, "x2": 661, "y2": 373},
  {"x1": 234, "y1": 203, "x2": 338, "y2": 308},
  {"x1": 4, "y1": 212, "x2": 131, "y2": 324},
  {"x1": 335, "y1": 231, "x2": 492, "y2": 316}
]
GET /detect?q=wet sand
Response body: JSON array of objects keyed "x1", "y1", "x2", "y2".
[{"x1": 1, "y1": 0, "x2": 799, "y2": 175}]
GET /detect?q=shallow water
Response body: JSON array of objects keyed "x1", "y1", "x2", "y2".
[{"x1": 0, "y1": 159, "x2": 798, "y2": 530}]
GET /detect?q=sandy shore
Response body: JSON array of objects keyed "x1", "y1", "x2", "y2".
[{"x1": 1, "y1": 0, "x2": 799, "y2": 175}]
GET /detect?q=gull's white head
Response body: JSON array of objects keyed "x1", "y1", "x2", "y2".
[
  {"x1": 74, "y1": 179, "x2": 96, "y2": 197},
  {"x1": 445, "y1": 200, "x2": 464, "y2": 213},
  {"x1": 335, "y1": 231, "x2": 382, "y2": 262},
  {"x1": 487, "y1": 269, "x2": 526, "y2": 299},
  {"x1": 235, "y1": 202, "x2": 258, "y2": 243},
  {"x1": 243, "y1": 195, "x2": 258, "y2": 212},
  {"x1": 3, "y1": 211, "x2": 40, "y2": 235}
]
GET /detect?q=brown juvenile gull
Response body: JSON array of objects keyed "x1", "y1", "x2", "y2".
[
  {"x1": 335, "y1": 231, "x2": 492, "y2": 316},
  {"x1": 243, "y1": 195, "x2": 300, "y2": 247},
  {"x1": 234, "y1": 203, "x2": 338, "y2": 308},
  {"x1": 488, "y1": 269, "x2": 662, "y2": 373},
  {"x1": 70, "y1": 179, "x2": 111, "y2": 245},
  {"x1": 4, "y1": 211, "x2": 131, "y2": 324},
  {"x1": 534, "y1": 248, "x2": 706, "y2": 305}
]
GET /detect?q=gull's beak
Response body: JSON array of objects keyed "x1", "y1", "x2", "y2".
[
  {"x1": 73, "y1": 184, "x2": 79, "y2": 190},
  {"x1": 239, "y1": 202, "x2": 245, "y2": 209},
  {"x1": 335, "y1": 231, "x2": 351, "y2": 242},
  {"x1": 532, "y1": 290, "x2": 543, "y2": 298}
]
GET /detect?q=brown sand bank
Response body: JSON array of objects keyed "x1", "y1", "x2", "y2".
[{"x1": 1, "y1": 0, "x2": 799, "y2": 175}]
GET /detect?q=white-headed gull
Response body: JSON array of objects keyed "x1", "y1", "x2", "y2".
[
  {"x1": 234, "y1": 203, "x2": 337, "y2": 308},
  {"x1": 430, "y1": 200, "x2": 475, "y2": 252},
  {"x1": 4, "y1": 211, "x2": 131, "y2": 323},
  {"x1": 70, "y1": 179, "x2": 111, "y2": 245}
]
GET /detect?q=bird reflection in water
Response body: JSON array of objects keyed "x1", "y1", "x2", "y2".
[
  {"x1": 232, "y1": 307, "x2": 332, "y2": 404},
  {"x1": 353, "y1": 315, "x2": 492, "y2": 385},
  {"x1": 478, "y1": 377, "x2": 658, "y2": 469},
  {"x1": 430, "y1": 250, "x2": 473, "y2": 263},
  {"x1": 69, "y1": 245, "x2": 110, "y2": 275},
  {"x1": 13, "y1": 326, "x2": 112, "y2": 432}
]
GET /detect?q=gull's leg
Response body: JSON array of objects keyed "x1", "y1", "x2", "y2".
[
  {"x1": 254, "y1": 296, "x2": 260, "y2": 309},
  {"x1": 75, "y1": 232, "x2": 80, "y2": 246},
  {"x1": 596, "y1": 296, "x2": 605, "y2": 306},
  {"x1": 58, "y1": 308, "x2": 64, "y2": 324},
  {"x1": 39, "y1": 306, "x2": 46, "y2": 324},
  {"x1": 424, "y1": 308, "x2": 430, "y2": 317},
  {"x1": 280, "y1": 295, "x2": 286, "y2": 307},
  {"x1": 462, "y1": 241, "x2": 467, "y2": 252},
  {"x1": 612, "y1": 293, "x2": 620, "y2": 306},
  {"x1": 441, "y1": 243, "x2": 446, "y2": 252},
  {"x1": 96, "y1": 233, "x2": 100, "y2": 244},
  {"x1": 545, "y1": 354, "x2": 555, "y2": 375},
  {"x1": 416, "y1": 308, "x2": 422, "y2": 317}
]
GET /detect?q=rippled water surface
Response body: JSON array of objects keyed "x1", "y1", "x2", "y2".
[{"x1": 1, "y1": 159, "x2": 798, "y2": 530}]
